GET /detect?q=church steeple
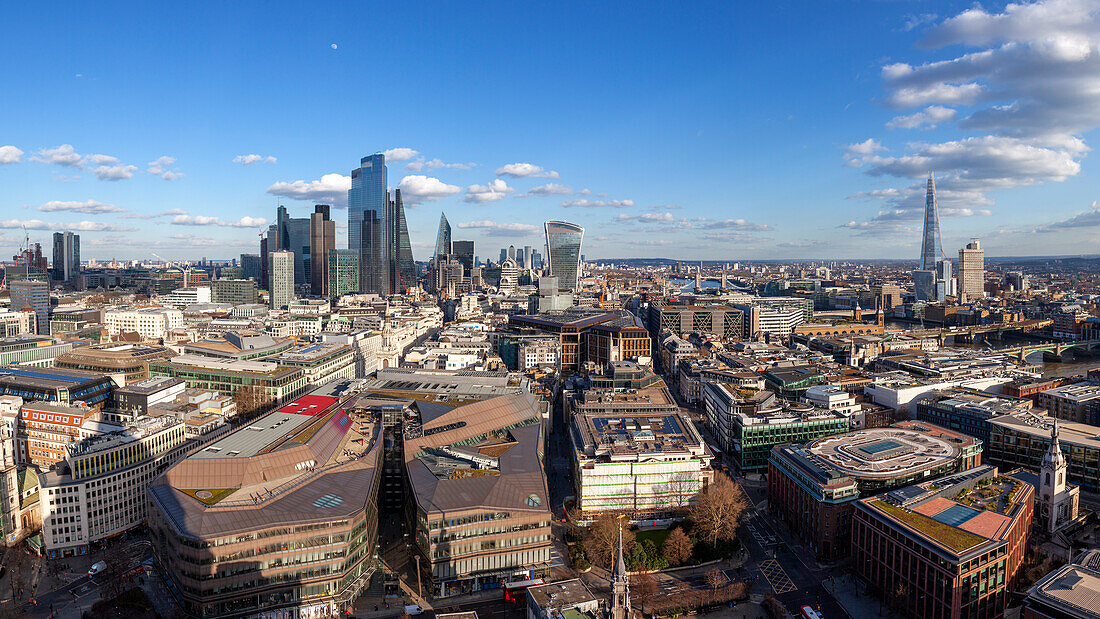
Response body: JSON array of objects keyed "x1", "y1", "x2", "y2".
[
  {"x1": 611, "y1": 523, "x2": 630, "y2": 619},
  {"x1": 1040, "y1": 419, "x2": 1069, "y2": 533}
]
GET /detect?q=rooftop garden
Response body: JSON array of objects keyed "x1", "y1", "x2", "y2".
[
  {"x1": 180, "y1": 487, "x2": 238, "y2": 506},
  {"x1": 952, "y1": 476, "x2": 1022, "y2": 514},
  {"x1": 870, "y1": 499, "x2": 986, "y2": 554}
]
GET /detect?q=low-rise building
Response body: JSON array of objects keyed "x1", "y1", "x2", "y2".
[
  {"x1": 404, "y1": 392, "x2": 552, "y2": 597},
  {"x1": 914, "y1": 388, "x2": 1032, "y2": 447},
  {"x1": 181, "y1": 330, "x2": 294, "y2": 360},
  {"x1": 1023, "y1": 550, "x2": 1100, "y2": 619},
  {"x1": 54, "y1": 342, "x2": 176, "y2": 384},
  {"x1": 571, "y1": 407, "x2": 713, "y2": 519},
  {"x1": 0, "y1": 366, "x2": 115, "y2": 407},
  {"x1": 104, "y1": 306, "x2": 183, "y2": 341},
  {"x1": 39, "y1": 415, "x2": 189, "y2": 557},
  {"x1": 1037, "y1": 381, "x2": 1100, "y2": 426},
  {"x1": 704, "y1": 382, "x2": 849, "y2": 471},
  {"x1": 0, "y1": 335, "x2": 73, "y2": 367},
  {"x1": 210, "y1": 279, "x2": 259, "y2": 305},
  {"x1": 989, "y1": 411, "x2": 1100, "y2": 493},
  {"x1": 526, "y1": 579, "x2": 600, "y2": 619},
  {"x1": 852, "y1": 465, "x2": 1033, "y2": 619},
  {"x1": 112, "y1": 376, "x2": 188, "y2": 416},
  {"x1": 149, "y1": 355, "x2": 306, "y2": 413},
  {"x1": 12, "y1": 401, "x2": 97, "y2": 467},
  {"x1": 768, "y1": 422, "x2": 982, "y2": 561},
  {"x1": 148, "y1": 389, "x2": 381, "y2": 617},
  {"x1": 269, "y1": 343, "x2": 355, "y2": 387}
]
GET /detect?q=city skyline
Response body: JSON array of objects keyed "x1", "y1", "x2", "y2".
[{"x1": 3, "y1": 1, "x2": 1100, "y2": 262}]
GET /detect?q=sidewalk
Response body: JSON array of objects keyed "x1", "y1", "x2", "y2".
[{"x1": 824, "y1": 574, "x2": 889, "y2": 618}]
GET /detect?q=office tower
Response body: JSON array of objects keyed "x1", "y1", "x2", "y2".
[
  {"x1": 327, "y1": 249, "x2": 359, "y2": 302},
  {"x1": 10, "y1": 279, "x2": 49, "y2": 335},
  {"x1": 507, "y1": 245, "x2": 516, "y2": 262},
  {"x1": 523, "y1": 245, "x2": 532, "y2": 268},
  {"x1": 259, "y1": 234, "x2": 270, "y2": 289},
  {"x1": 958, "y1": 239, "x2": 984, "y2": 302},
  {"x1": 52, "y1": 231, "x2": 80, "y2": 283},
  {"x1": 452, "y1": 240, "x2": 474, "y2": 274},
  {"x1": 498, "y1": 249, "x2": 508, "y2": 264},
  {"x1": 544, "y1": 221, "x2": 584, "y2": 292},
  {"x1": 499, "y1": 258, "x2": 519, "y2": 293},
  {"x1": 348, "y1": 153, "x2": 389, "y2": 294},
  {"x1": 391, "y1": 189, "x2": 416, "y2": 292},
  {"x1": 531, "y1": 249, "x2": 543, "y2": 270},
  {"x1": 310, "y1": 204, "x2": 336, "y2": 296},
  {"x1": 269, "y1": 251, "x2": 294, "y2": 309},
  {"x1": 211, "y1": 279, "x2": 259, "y2": 305},
  {"x1": 239, "y1": 253, "x2": 261, "y2": 281},
  {"x1": 919, "y1": 173, "x2": 942, "y2": 271},
  {"x1": 435, "y1": 213, "x2": 452, "y2": 258},
  {"x1": 286, "y1": 218, "x2": 310, "y2": 288},
  {"x1": 937, "y1": 259, "x2": 954, "y2": 301}
]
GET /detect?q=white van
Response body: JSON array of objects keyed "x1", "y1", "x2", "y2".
[{"x1": 87, "y1": 561, "x2": 107, "y2": 577}]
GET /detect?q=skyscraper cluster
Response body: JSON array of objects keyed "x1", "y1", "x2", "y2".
[
  {"x1": 348, "y1": 154, "x2": 416, "y2": 295},
  {"x1": 912, "y1": 174, "x2": 953, "y2": 303}
]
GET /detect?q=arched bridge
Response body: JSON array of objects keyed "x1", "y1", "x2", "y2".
[{"x1": 990, "y1": 339, "x2": 1100, "y2": 361}]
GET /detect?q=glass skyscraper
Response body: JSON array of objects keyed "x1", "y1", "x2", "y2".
[
  {"x1": 391, "y1": 189, "x2": 416, "y2": 292},
  {"x1": 544, "y1": 221, "x2": 584, "y2": 292},
  {"x1": 348, "y1": 154, "x2": 389, "y2": 294},
  {"x1": 327, "y1": 249, "x2": 359, "y2": 302},
  {"x1": 919, "y1": 173, "x2": 942, "y2": 271},
  {"x1": 435, "y1": 213, "x2": 452, "y2": 258}
]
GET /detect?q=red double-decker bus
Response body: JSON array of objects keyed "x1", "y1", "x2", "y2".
[{"x1": 503, "y1": 578, "x2": 546, "y2": 603}]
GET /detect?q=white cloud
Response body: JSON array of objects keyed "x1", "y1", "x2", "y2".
[
  {"x1": 886, "y1": 105, "x2": 958, "y2": 130},
  {"x1": 398, "y1": 175, "x2": 461, "y2": 204},
  {"x1": 267, "y1": 173, "x2": 352, "y2": 206},
  {"x1": 119, "y1": 208, "x2": 188, "y2": 220},
  {"x1": 170, "y1": 214, "x2": 269, "y2": 228},
  {"x1": 616, "y1": 212, "x2": 675, "y2": 223},
  {"x1": 495, "y1": 162, "x2": 559, "y2": 178},
  {"x1": 1035, "y1": 201, "x2": 1100, "y2": 232},
  {"x1": 32, "y1": 144, "x2": 83, "y2": 167},
  {"x1": 406, "y1": 158, "x2": 476, "y2": 172},
  {"x1": 85, "y1": 154, "x2": 119, "y2": 165},
  {"x1": 0, "y1": 219, "x2": 135, "y2": 232},
  {"x1": 903, "y1": 13, "x2": 939, "y2": 31},
  {"x1": 36, "y1": 200, "x2": 125, "y2": 214},
  {"x1": 519, "y1": 183, "x2": 573, "y2": 197},
  {"x1": 147, "y1": 156, "x2": 183, "y2": 180},
  {"x1": 383, "y1": 148, "x2": 420, "y2": 162},
  {"x1": 456, "y1": 220, "x2": 540, "y2": 236},
  {"x1": 561, "y1": 198, "x2": 634, "y2": 208},
  {"x1": 234, "y1": 154, "x2": 277, "y2": 165},
  {"x1": 0, "y1": 145, "x2": 23, "y2": 164},
  {"x1": 93, "y1": 164, "x2": 138, "y2": 181},
  {"x1": 464, "y1": 179, "x2": 515, "y2": 203}
]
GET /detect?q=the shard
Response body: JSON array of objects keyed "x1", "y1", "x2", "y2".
[{"x1": 919, "y1": 172, "x2": 942, "y2": 270}]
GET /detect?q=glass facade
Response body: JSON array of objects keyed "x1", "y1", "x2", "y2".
[
  {"x1": 919, "y1": 173, "x2": 942, "y2": 271},
  {"x1": 391, "y1": 189, "x2": 416, "y2": 291},
  {"x1": 327, "y1": 249, "x2": 359, "y2": 302},
  {"x1": 435, "y1": 212, "x2": 452, "y2": 258},
  {"x1": 348, "y1": 154, "x2": 388, "y2": 294},
  {"x1": 544, "y1": 221, "x2": 583, "y2": 292}
]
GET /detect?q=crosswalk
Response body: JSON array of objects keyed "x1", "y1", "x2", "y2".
[{"x1": 758, "y1": 559, "x2": 797, "y2": 594}]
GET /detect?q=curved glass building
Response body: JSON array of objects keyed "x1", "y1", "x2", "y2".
[{"x1": 544, "y1": 221, "x2": 584, "y2": 292}]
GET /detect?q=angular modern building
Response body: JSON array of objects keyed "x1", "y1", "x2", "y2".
[
  {"x1": 919, "y1": 173, "x2": 942, "y2": 272},
  {"x1": 435, "y1": 212, "x2": 452, "y2": 258},
  {"x1": 349, "y1": 154, "x2": 389, "y2": 294},
  {"x1": 390, "y1": 189, "x2": 416, "y2": 292},
  {"x1": 544, "y1": 221, "x2": 583, "y2": 292},
  {"x1": 148, "y1": 388, "x2": 382, "y2": 617},
  {"x1": 404, "y1": 392, "x2": 552, "y2": 597}
]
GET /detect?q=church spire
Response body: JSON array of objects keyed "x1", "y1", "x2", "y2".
[{"x1": 611, "y1": 521, "x2": 630, "y2": 619}]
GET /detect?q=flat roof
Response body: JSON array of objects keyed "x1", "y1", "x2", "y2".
[
  {"x1": 807, "y1": 426, "x2": 969, "y2": 480},
  {"x1": 192, "y1": 412, "x2": 316, "y2": 459},
  {"x1": 1027, "y1": 563, "x2": 1100, "y2": 619},
  {"x1": 274, "y1": 394, "x2": 341, "y2": 417},
  {"x1": 992, "y1": 411, "x2": 1100, "y2": 449}
]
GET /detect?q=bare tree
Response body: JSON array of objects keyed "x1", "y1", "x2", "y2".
[
  {"x1": 665, "y1": 471, "x2": 699, "y2": 510},
  {"x1": 5, "y1": 548, "x2": 27, "y2": 602},
  {"x1": 689, "y1": 475, "x2": 748, "y2": 546},
  {"x1": 586, "y1": 512, "x2": 635, "y2": 569},
  {"x1": 662, "y1": 527, "x2": 693, "y2": 566},
  {"x1": 631, "y1": 573, "x2": 658, "y2": 611},
  {"x1": 706, "y1": 567, "x2": 725, "y2": 604},
  {"x1": 99, "y1": 542, "x2": 129, "y2": 601}
]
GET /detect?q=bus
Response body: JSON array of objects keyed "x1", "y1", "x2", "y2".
[
  {"x1": 800, "y1": 605, "x2": 823, "y2": 619},
  {"x1": 503, "y1": 578, "x2": 546, "y2": 603}
]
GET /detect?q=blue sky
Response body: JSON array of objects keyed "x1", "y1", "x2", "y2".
[{"x1": 2, "y1": 0, "x2": 1099, "y2": 261}]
